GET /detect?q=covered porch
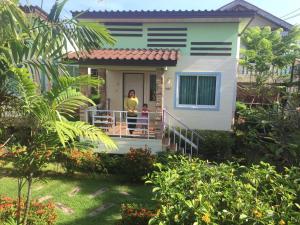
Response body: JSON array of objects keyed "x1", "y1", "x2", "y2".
[{"x1": 68, "y1": 49, "x2": 178, "y2": 141}]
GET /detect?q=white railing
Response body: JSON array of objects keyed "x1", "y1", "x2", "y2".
[
  {"x1": 238, "y1": 65, "x2": 292, "y2": 77},
  {"x1": 85, "y1": 109, "x2": 161, "y2": 139},
  {"x1": 162, "y1": 108, "x2": 203, "y2": 157}
]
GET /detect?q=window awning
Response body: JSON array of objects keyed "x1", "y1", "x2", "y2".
[{"x1": 67, "y1": 49, "x2": 179, "y2": 66}]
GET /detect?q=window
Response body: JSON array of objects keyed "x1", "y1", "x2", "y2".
[
  {"x1": 175, "y1": 72, "x2": 220, "y2": 110},
  {"x1": 149, "y1": 74, "x2": 156, "y2": 101},
  {"x1": 65, "y1": 64, "x2": 80, "y2": 77}
]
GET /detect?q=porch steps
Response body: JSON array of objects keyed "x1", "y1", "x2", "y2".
[{"x1": 163, "y1": 109, "x2": 203, "y2": 157}]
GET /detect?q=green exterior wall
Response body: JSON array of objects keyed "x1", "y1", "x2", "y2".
[{"x1": 80, "y1": 21, "x2": 240, "y2": 57}]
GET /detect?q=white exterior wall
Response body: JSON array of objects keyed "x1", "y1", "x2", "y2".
[
  {"x1": 105, "y1": 57, "x2": 238, "y2": 131},
  {"x1": 163, "y1": 56, "x2": 238, "y2": 131}
]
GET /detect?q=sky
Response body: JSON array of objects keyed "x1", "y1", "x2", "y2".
[{"x1": 20, "y1": 0, "x2": 300, "y2": 25}]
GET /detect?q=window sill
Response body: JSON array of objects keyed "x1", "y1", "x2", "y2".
[{"x1": 175, "y1": 104, "x2": 220, "y2": 111}]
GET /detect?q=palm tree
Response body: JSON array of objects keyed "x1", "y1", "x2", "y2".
[
  {"x1": 0, "y1": 1, "x2": 116, "y2": 224},
  {"x1": 0, "y1": 0, "x2": 114, "y2": 82}
]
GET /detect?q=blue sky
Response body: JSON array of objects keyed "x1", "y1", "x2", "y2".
[{"x1": 20, "y1": 0, "x2": 300, "y2": 25}]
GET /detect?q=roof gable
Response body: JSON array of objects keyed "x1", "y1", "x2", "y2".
[{"x1": 219, "y1": 0, "x2": 292, "y2": 31}]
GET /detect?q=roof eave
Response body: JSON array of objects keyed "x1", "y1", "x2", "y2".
[{"x1": 67, "y1": 58, "x2": 178, "y2": 67}]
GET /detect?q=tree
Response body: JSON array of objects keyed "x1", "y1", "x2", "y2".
[
  {"x1": 0, "y1": 1, "x2": 116, "y2": 224},
  {"x1": 240, "y1": 26, "x2": 300, "y2": 104},
  {"x1": 241, "y1": 26, "x2": 300, "y2": 84}
]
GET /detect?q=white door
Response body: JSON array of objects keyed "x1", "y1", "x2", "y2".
[{"x1": 123, "y1": 73, "x2": 144, "y2": 111}]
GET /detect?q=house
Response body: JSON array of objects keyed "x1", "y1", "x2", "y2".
[
  {"x1": 68, "y1": 9, "x2": 255, "y2": 153},
  {"x1": 218, "y1": 0, "x2": 292, "y2": 31}
]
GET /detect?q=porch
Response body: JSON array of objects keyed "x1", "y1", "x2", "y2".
[
  {"x1": 84, "y1": 107, "x2": 202, "y2": 155},
  {"x1": 68, "y1": 49, "x2": 202, "y2": 155},
  {"x1": 85, "y1": 109, "x2": 161, "y2": 139}
]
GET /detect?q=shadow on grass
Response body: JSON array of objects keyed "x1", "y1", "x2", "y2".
[
  {"x1": 54, "y1": 175, "x2": 155, "y2": 225},
  {"x1": 0, "y1": 166, "x2": 155, "y2": 225}
]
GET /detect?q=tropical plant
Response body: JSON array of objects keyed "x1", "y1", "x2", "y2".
[
  {"x1": 0, "y1": 0, "x2": 114, "y2": 84},
  {"x1": 0, "y1": 1, "x2": 116, "y2": 224},
  {"x1": 147, "y1": 156, "x2": 300, "y2": 225}
]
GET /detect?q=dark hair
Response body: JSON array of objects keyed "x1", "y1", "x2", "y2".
[
  {"x1": 143, "y1": 103, "x2": 148, "y2": 107},
  {"x1": 127, "y1": 89, "x2": 135, "y2": 98}
]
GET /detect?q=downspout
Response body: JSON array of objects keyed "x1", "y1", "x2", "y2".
[
  {"x1": 233, "y1": 15, "x2": 255, "y2": 128},
  {"x1": 238, "y1": 15, "x2": 255, "y2": 36}
]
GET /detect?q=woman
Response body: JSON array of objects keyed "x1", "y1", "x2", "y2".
[{"x1": 124, "y1": 90, "x2": 139, "y2": 134}]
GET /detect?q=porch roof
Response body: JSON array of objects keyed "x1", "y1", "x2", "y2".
[{"x1": 67, "y1": 48, "x2": 179, "y2": 66}]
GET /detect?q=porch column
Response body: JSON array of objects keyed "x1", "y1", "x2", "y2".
[
  {"x1": 155, "y1": 69, "x2": 164, "y2": 139},
  {"x1": 79, "y1": 66, "x2": 90, "y2": 122},
  {"x1": 98, "y1": 69, "x2": 107, "y2": 109}
]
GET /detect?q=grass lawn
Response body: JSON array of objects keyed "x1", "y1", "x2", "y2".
[{"x1": 0, "y1": 165, "x2": 155, "y2": 225}]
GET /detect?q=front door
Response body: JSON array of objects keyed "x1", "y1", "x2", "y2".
[{"x1": 123, "y1": 73, "x2": 144, "y2": 111}]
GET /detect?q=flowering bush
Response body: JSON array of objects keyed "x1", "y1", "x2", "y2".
[
  {"x1": 147, "y1": 156, "x2": 300, "y2": 225},
  {"x1": 122, "y1": 148, "x2": 155, "y2": 182},
  {"x1": 116, "y1": 203, "x2": 156, "y2": 225},
  {"x1": 0, "y1": 196, "x2": 57, "y2": 225},
  {"x1": 59, "y1": 148, "x2": 105, "y2": 174}
]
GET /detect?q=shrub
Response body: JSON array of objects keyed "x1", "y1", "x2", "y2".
[
  {"x1": 116, "y1": 203, "x2": 156, "y2": 225},
  {"x1": 156, "y1": 151, "x2": 176, "y2": 165},
  {"x1": 122, "y1": 148, "x2": 155, "y2": 182},
  {"x1": 147, "y1": 156, "x2": 300, "y2": 225},
  {"x1": 0, "y1": 196, "x2": 57, "y2": 225},
  {"x1": 234, "y1": 103, "x2": 300, "y2": 167},
  {"x1": 198, "y1": 130, "x2": 234, "y2": 161},
  {"x1": 98, "y1": 153, "x2": 124, "y2": 174},
  {"x1": 59, "y1": 148, "x2": 105, "y2": 174}
]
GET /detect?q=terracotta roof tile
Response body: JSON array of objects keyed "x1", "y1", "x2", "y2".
[{"x1": 67, "y1": 49, "x2": 179, "y2": 62}]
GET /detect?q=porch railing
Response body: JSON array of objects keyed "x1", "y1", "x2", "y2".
[
  {"x1": 162, "y1": 108, "x2": 203, "y2": 157},
  {"x1": 85, "y1": 109, "x2": 161, "y2": 139}
]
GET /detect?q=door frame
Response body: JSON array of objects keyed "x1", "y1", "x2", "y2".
[{"x1": 122, "y1": 72, "x2": 145, "y2": 111}]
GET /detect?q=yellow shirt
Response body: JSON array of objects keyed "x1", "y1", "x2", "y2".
[{"x1": 124, "y1": 97, "x2": 139, "y2": 115}]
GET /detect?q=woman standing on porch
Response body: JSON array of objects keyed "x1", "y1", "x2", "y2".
[{"x1": 124, "y1": 90, "x2": 139, "y2": 134}]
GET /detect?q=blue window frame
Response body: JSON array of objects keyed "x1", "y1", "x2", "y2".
[{"x1": 175, "y1": 72, "x2": 221, "y2": 110}]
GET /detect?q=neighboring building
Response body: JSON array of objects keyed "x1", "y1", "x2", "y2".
[
  {"x1": 218, "y1": 0, "x2": 292, "y2": 31},
  {"x1": 19, "y1": 5, "x2": 48, "y2": 20},
  {"x1": 68, "y1": 10, "x2": 254, "y2": 153}
]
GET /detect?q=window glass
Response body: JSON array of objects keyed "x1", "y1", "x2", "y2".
[
  {"x1": 150, "y1": 74, "x2": 156, "y2": 101},
  {"x1": 179, "y1": 76, "x2": 197, "y2": 105},
  {"x1": 177, "y1": 73, "x2": 218, "y2": 108}
]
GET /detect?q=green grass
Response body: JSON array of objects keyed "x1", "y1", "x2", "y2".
[{"x1": 0, "y1": 165, "x2": 155, "y2": 225}]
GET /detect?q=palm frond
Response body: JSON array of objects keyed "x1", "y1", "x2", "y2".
[
  {"x1": 0, "y1": 0, "x2": 28, "y2": 44},
  {"x1": 55, "y1": 120, "x2": 117, "y2": 149},
  {"x1": 51, "y1": 88, "x2": 95, "y2": 115},
  {"x1": 54, "y1": 75, "x2": 103, "y2": 90}
]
